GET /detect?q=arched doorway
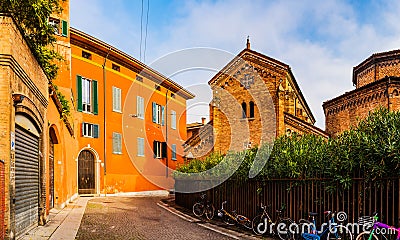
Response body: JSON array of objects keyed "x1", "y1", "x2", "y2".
[
  {"x1": 78, "y1": 150, "x2": 95, "y2": 194},
  {"x1": 49, "y1": 127, "x2": 59, "y2": 209}
]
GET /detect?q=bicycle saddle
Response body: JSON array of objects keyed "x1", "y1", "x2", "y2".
[{"x1": 309, "y1": 212, "x2": 318, "y2": 216}]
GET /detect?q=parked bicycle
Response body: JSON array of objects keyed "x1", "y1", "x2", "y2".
[
  {"x1": 301, "y1": 211, "x2": 353, "y2": 240},
  {"x1": 252, "y1": 202, "x2": 295, "y2": 240},
  {"x1": 217, "y1": 201, "x2": 252, "y2": 229},
  {"x1": 356, "y1": 213, "x2": 400, "y2": 240},
  {"x1": 192, "y1": 193, "x2": 215, "y2": 220}
]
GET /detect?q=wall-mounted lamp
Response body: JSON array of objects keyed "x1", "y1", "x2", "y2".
[{"x1": 12, "y1": 94, "x2": 25, "y2": 106}]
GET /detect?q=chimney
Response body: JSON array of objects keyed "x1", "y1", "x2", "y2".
[
  {"x1": 201, "y1": 117, "x2": 206, "y2": 125},
  {"x1": 246, "y1": 36, "x2": 250, "y2": 49}
]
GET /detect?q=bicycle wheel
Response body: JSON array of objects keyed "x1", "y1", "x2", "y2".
[
  {"x1": 356, "y1": 232, "x2": 378, "y2": 240},
  {"x1": 277, "y1": 218, "x2": 295, "y2": 240},
  {"x1": 193, "y1": 202, "x2": 205, "y2": 217},
  {"x1": 237, "y1": 214, "x2": 252, "y2": 229},
  {"x1": 205, "y1": 204, "x2": 215, "y2": 220},
  {"x1": 223, "y1": 215, "x2": 236, "y2": 226},
  {"x1": 327, "y1": 225, "x2": 353, "y2": 240},
  {"x1": 252, "y1": 215, "x2": 269, "y2": 235}
]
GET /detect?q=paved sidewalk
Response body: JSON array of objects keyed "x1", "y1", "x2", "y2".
[{"x1": 20, "y1": 197, "x2": 91, "y2": 240}]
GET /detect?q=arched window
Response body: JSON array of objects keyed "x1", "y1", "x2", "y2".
[
  {"x1": 242, "y1": 102, "x2": 247, "y2": 118},
  {"x1": 249, "y1": 101, "x2": 255, "y2": 118}
]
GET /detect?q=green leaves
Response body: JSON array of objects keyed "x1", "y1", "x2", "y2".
[
  {"x1": 1, "y1": 0, "x2": 64, "y2": 80},
  {"x1": 176, "y1": 106, "x2": 400, "y2": 191}
]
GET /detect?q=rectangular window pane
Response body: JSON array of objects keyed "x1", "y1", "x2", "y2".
[
  {"x1": 171, "y1": 110, "x2": 176, "y2": 129},
  {"x1": 172, "y1": 144, "x2": 177, "y2": 160},
  {"x1": 82, "y1": 78, "x2": 91, "y2": 112},
  {"x1": 113, "y1": 132, "x2": 122, "y2": 154},
  {"x1": 137, "y1": 96, "x2": 144, "y2": 119},
  {"x1": 137, "y1": 138, "x2": 144, "y2": 156},
  {"x1": 113, "y1": 86, "x2": 121, "y2": 112}
]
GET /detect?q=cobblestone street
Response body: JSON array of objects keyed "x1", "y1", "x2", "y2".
[{"x1": 75, "y1": 197, "x2": 233, "y2": 240}]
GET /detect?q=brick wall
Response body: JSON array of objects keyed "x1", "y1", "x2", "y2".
[
  {"x1": 324, "y1": 78, "x2": 400, "y2": 137},
  {"x1": 1, "y1": 159, "x2": 4, "y2": 240}
]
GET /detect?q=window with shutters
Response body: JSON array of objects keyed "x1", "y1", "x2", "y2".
[
  {"x1": 82, "y1": 123, "x2": 99, "y2": 138},
  {"x1": 61, "y1": 20, "x2": 68, "y2": 37},
  {"x1": 153, "y1": 141, "x2": 166, "y2": 159},
  {"x1": 112, "y1": 132, "x2": 122, "y2": 154},
  {"x1": 152, "y1": 102, "x2": 164, "y2": 125},
  {"x1": 171, "y1": 144, "x2": 177, "y2": 160},
  {"x1": 137, "y1": 138, "x2": 144, "y2": 156},
  {"x1": 112, "y1": 86, "x2": 122, "y2": 112},
  {"x1": 77, "y1": 75, "x2": 98, "y2": 114},
  {"x1": 48, "y1": 17, "x2": 60, "y2": 35},
  {"x1": 171, "y1": 110, "x2": 176, "y2": 129},
  {"x1": 137, "y1": 96, "x2": 144, "y2": 119}
]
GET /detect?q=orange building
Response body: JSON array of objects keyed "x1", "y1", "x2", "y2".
[{"x1": 69, "y1": 28, "x2": 194, "y2": 195}]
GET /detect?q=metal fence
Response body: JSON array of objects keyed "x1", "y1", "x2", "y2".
[{"x1": 175, "y1": 178, "x2": 400, "y2": 226}]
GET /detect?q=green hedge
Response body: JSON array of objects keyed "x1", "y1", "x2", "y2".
[{"x1": 175, "y1": 108, "x2": 400, "y2": 190}]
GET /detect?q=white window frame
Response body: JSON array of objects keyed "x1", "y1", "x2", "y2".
[
  {"x1": 82, "y1": 122, "x2": 93, "y2": 137},
  {"x1": 82, "y1": 78, "x2": 92, "y2": 113},
  {"x1": 112, "y1": 132, "x2": 122, "y2": 154},
  {"x1": 137, "y1": 137, "x2": 144, "y2": 157},
  {"x1": 171, "y1": 144, "x2": 177, "y2": 160},
  {"x1": 171, "y1": 110, "x2": 176, "y2": 130},
  {"x1": 48, "y1": 18, "x2": 60, "y2": 35},
  {"x1": 154, "y1": 141, "x2": 162, "y2": 158},
  {"x1": 112, "y1": 86, "x2": 122, "y2": 112},
  {"x1": 137, "y1": 96, "x2": 144, "y2": 119}
]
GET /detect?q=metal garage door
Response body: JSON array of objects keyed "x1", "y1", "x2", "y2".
[{"x1": 15, "y1": 124, "x2": 39, "y2": 235}]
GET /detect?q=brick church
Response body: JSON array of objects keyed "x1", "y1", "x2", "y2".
[
  {"x1": 184, "y1": 40, "x2": 328, "y2": 159},
  {"x1": 323, "y1": 49, "x2": 400, "y2": 137}
]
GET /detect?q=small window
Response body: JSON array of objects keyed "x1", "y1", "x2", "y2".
[
  {"x1": 155, "y1": 85, "x2": 161, "y2": 91},
  {"x1": 171, "y1": 93, "x2": 175, "y2": 98},
  {"x1": 82, "y1": 123, "x2": 99, "y2": 138},
  {"x1": 48, "y1": 18, "x2": 60, "y2": 35},
  {"x1": 112, "y1": 86, "x2": 122, "y2": 112},
  {"x1": 136, "y1": 75, "x2": 143, "y2": 82},
  {"x1": 241, "y1": 102, "x2": 247, "y2": 118},
  {"x1": 152, "y1": 102, "x2": 165, "y2": 125},
  {"x1": 171, "y1": 110, "x2": 177, "y2": 130},
  {"x1": 137, "y1": 96, "x2": 144, "y2": 119},
  {"x1": 112, "y1": 132, "x2": 122, "y2": 154},
  {"x1": 137, "y1": 138, "x2": 144, "y2": 156},
  {"x1": 249, "y1": 101, "x2": 255, "y2": 118},
  {"x1": 171, "y1": 144, "x2": 177, "y2": 160},
  {"x1": 82, "y1": 51, "x2": 92, "y2": 60},
  {"x1": 112, "y1": 63, "x2": 120, "y2": 72},
  {"x1": 153, "y1": 141, "x2": 166, "y2": 159}
]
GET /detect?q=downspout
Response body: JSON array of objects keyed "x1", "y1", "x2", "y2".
[
  {"x1": 165, "y1": 90, "x2": 169, "y2": 178},
  {"x1": 102, "y1": 47, "x2": 111, "y2": 195}
]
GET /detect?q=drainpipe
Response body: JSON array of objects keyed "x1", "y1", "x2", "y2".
[
  {"x1": 102, "y1": 47, "x2": 111, "y2": 195},
  {"x1": 165, "y1": 90, "x2": 169, "y2": 178}
]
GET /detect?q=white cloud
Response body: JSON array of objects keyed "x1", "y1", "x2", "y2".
[{"x1": 70, "y1": 0, "x2": 400, "y2": 129}]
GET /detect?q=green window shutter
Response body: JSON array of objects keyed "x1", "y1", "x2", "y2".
[
  {"x1": 77, "y1": 75, "x2": 83, "y2": 112},
  {"x1": 92, "y1": 80, "x2": 98, "y2": 115},
  {"x1": 62, "y1": 20, "x2": 68, "y2": 37},
  {"x1": 93, "y1": 124, "x2": 99, "y2": 138},
  {"x1": 162, "y1": 142, "x2": 167, "y2": 158},
  {"x1": 161, "y1": 106, "x2": 165, "y2": 126},
  {"x1": 152, "y1": 102, "x2": 157, "y2": 123},
  {"x1": 172, "y1": 144, "x2": 176, "y2": 160},
  {"x1": 153, "y1": 140, "x2": 157, "y2": 158}
]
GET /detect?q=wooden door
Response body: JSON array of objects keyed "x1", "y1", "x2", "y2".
[{"x1": 78, "y1": 150, "x2": 95, "y2": 194}]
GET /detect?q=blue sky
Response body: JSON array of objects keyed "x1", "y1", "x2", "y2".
[{"x1": 71, "y1": 0, "x2": 400, "y2": 129}]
